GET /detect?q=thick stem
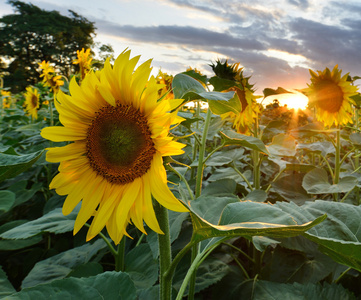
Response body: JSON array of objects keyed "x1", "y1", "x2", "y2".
[
  {"x1": 115, "y1": 237, "x2": 126, "y2": 272},
  {"x1": 355, "y1": 108, "x2": 360, "y2": 204},
  {"x1": 155, "y1": 202, "x2": 172, "y2": 300},
  {"x1": 334, "y1": 129, "x2": 340, "y2": 185},
  {"x1": 253, "y1": 114, "x2": 261, "y2": 190},
  {"x1": 334, "y1": 129, "x2": 341, "y2": 201},
  {"x1": 195, "y1": 108, "x2": 212, "y2": 198}
]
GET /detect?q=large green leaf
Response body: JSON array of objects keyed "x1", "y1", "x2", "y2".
[
  {"x1": 6, "y1": 271, "x2": 137, "y2": 300},
  {"x1": 219, "y1": 130, "x2": 269, "y2": 154},
  {"x1": 272, "y1": 173, "x2": 314, "y2": 204},
  {"x1": 302, "y1": 168, "x2": 357, "y2": 194},
  {"x1": 188, "y1": 198, "x2": 326, "y2": 243},
  {"x1": 267, "y1": 134, "x2": 296, "y2": 157},
  {"x1": 0, "y1": 207, "x2": 79, "y2": 239},
  {"x1": 237, "y1": 280, "x2": 356, "y2": 300},
  {"x1": 0, "y1": 150, "x2": 44, "y2": 183},
  {"x1": 0, "y1": 190, "x2": 15, "y2": 214},
  {"x1": 276, "y1": 201, "x2": 361, "y2": 272},
  {"x1": 172, "y1": 73, "x2": 207, "y2": 99},
  {"x1": 125, "y1": 244, "x2": 158, "y2": 290},
  {"x1": 172, "y1": 73, "x2": 242, "y2": 114},
  {"x1": 0, "y1": 266, "x2": 16, "y2": 298},
  {"x1": 297, "y1": 141, "x2": 335, "y2": 156},
  {"x1": 22, "y1": 239, "x2": 107, "y2": 288}
]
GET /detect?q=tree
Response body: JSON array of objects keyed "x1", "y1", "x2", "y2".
[{"x1": 0, "y1": 1, "x2": 96, "y2": 92}]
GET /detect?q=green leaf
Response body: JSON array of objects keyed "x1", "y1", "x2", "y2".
[
  {"x1": 302, "y1": 168, "x2": 357, "y2": 194},
  {"x1": 276, "y1": 201, "x2": 361, "y2": 273},
  {"x1": 181, "y1": 70, "x2": 208, "y2": 85},
  {"x1": 22, "y1": 239, "x2": 107, "y2": 288},
  {"x1": 219, "y1": 130, "x2": 269, "y2": 154},
  {"x1": 208, "y1": 167, "x2": 252, "y2": 186},
  {"x1": 272, "y1": 173, "x2": 314, "y2": 204},
  {"x1": 266, "y1": 245, "x2": 336, "y2": 283},
  {"x1": 8, "y1": 180, "x2": 43, "y2": 208},
  {"x1": 267, "y1": 134, "x2": 296, "y2": 157},
  {"x1": 297, "y1": 141, "x2": 335, "y2": 156},
  {"x1": 238, "y1": 280, "x2": 356, "y2": 300},
  {"x1": 209, "y1": 76, "x2": 237, "y2": 92},
  {"x1": 0, "y1": 150, "x2": 44, "y2": 183},
  {"x1": 263, "y1": 87, "x2": 293, "y2": 98},
  {"x1": 244, "y1": 189, "x2": 267, "y2": 202},
  {"x1": 0, "y1": 266, "x2": 16, "y2": 297},
  {"x1": 67, "y1": 262, "x2": 103, "y2": 278},
  {"x1": 6, "y1": 271, "x2": 137, "y2": 300},
  {"x1": 173, "y1": 256, "x2": 230, "y2": 296},
  {"x1": 187, "y1": 198, "x2": 326, "y2": 243},
  {"x1": 172, "y1": 73, "x2": 207, "y2": 99},
  {"x1": 125, "y1": 244, "x2": 158, "y2": 290},
  {"x1": 0, "y1": 207, "x2": 79, "y2": 239},
  {"x1": 0, "y1": 190, "x2": 15, "y2": 214},
  {"x1": 349, "y1": 132, "x2": 361, "y2": 148},
  {"x1": 207, "y1": 92, "x2": 242, "y2": 115}
]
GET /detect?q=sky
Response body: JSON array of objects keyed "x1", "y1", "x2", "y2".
[{"x1": 1, "y1": 0, "x2": 361, "y2": 96}]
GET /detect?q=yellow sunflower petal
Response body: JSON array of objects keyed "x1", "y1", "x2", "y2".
[
  {"x1": 73, "y1": 175, "x2": 106, "y2": 235},
  {"x1": 41, "y1": 126, "x2": 86, "y2": 142},
  {"x1": 148, "y1": 153, "x2": 188, "y2": 212},
  {"x1": 46, "y1": 142, "x2": 85, "y2": 163}
]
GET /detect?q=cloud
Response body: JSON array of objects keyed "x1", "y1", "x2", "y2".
[
  {"x1": 289, "y1": 17, "x2": 361, "y2": 75},
  {"x1": 287, "y1": 0, "x2": 309, "y2": 8},
  {"x1": 97, "y1": 22, "x2": 266, "y2": 51}
]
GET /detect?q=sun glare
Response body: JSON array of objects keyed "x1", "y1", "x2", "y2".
[{"x1": 265, "y1": 90, "x2": 309, "y2": 110}]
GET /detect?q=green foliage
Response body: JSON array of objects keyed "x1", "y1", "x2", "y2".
[
  {"x1": 2, "y1": 51, "x2": 361, "y2": 299},
  {"x1": 5, "y1": 271, "x2": 137, "y2": 300}
]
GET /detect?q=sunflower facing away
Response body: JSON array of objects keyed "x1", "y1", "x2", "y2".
[
  {"x1": 305, "y1": 65, "x2": 358, "y2": 127},
  {"x1": 221, "y1": 86, "x2": 260, "y2": 134},
  {"x1": 41, "y1": 50, "x2": 188, "y2": 244},
  {"x1": 24, "y1": 87, "x2": 40, "y2": 119}
]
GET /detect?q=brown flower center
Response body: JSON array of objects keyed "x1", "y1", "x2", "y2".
[
  {"x1": 31, "y1": 95, "x2": 38, "y2": 108},
  {"x1": 313, "y1": 80, "x2": 344, "y2": 113},
  {"x1": 86, "y1": 104, "x2": 156, "y2": 184}
]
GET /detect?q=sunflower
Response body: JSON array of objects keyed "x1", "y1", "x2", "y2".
[
  {"x1": 305, "y1": 65, "x2": 358, "y2": 127},
  {"x1": 24, "y1": 87, "x2": 40, "y2": 119},
  {"x1": 221, "y1": 86, "x2": 260, "y2": 133},
  {"x1": 73, "y1": 48, "x2": 93, "y2": 80},
  {"x1": 156, "y1": 69, "x2": 174, "y2": 100},
  {"x1": 38, "y1": 61, "x2": 64, "y2": 94},
  {"x1": 1, "y1": 90, "x2": 11, "y2": 109},
  {"x1": 41, "y1": 50, "x2": 188, "y2": 244}
]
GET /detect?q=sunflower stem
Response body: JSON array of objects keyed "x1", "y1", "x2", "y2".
[
  {"x1": 334, "y1": 128, "x2": 341, "y2": 201},
  {"x1": 115, "y1": 237, "x2": 126, "y2": 272},
  {"x1": 253, "y1": 115, "x2": 261, "y2": 190},
  {"x1": 155, "y1": 202, "x2": 172, "y2": 300},
  {"x1": 195, "y1": 107, "x2": 212, "y2": 198}
]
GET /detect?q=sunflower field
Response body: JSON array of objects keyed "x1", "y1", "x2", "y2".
[{"x1": 1, "y1": 48, "x2": 361, "y2": 300}]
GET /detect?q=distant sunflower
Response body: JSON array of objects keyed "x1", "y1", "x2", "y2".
[
  {"x1": 1, "y1": 90, "x2": 11, "y2": 109},
  {"x1": 41, "y1": 50, "x2": 188, "y2": 244},
  {"x1": 73, "y1": 48, "x2": 93, "y2": 80},
  {"x1": 24, "y1": 87, "x2": 40, "y2": 119},
  {"x1": 221, "y1": 86, "x2": 260, "y2": 133},
  {"x1": 38, "y1": 61, "x2": 64, "y2": 94},
  {"x1": 155, "y1": 69, "x2": 173, "y2": 100},
  {"x1": 305, "y1": 65, "x2": 358, "y2": 127}
]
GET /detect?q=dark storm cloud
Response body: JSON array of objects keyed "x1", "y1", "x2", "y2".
[
  {"x1": 97, "y1": 22, "x2": 266, "y2": 51},
  {"x1": 289, "y1": 17, "x2": 361, "y2": 75}
]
